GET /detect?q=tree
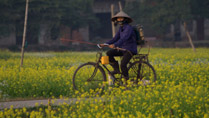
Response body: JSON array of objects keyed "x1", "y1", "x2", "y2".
[
  {"x1": 0, "y1": 0, "x2": 20, "y2": 37},
  {"x1": 0, "y1": 0, "x2": 98, "y2": 44},
  {"x1": 127, "y1": 0, "x2": 191, "y2": 35},
  {"x1": 126, "y1": 0, "x2": 209, "y2": 41},
  {"x1": 59, "y1": 0, "x2": 97, "y2": 39},
  {"x1": 190, "y1": 0, "x2": 209, "y2": 40}
]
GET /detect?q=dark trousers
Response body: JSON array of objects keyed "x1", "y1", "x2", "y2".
[{"x1": 106, "y1": 49, "x2": 133, "y2": 79}]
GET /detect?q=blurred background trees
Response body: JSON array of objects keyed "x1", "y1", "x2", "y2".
[
  {"x1": 0, "y1": 0, "x2": 208, "y2": 50},
  {"x1": 0, "y1": 0, "x2": 97, "y2": 45},
  {"x1": 125, "y1": 0, "x2": 209, "y2": 41}
]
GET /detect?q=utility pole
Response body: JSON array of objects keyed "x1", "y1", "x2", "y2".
[
  {"x1": 20, "y1": 0, "x2": 29, "y2": 68},
  {"x1": 111, "y1": 4, "x2": 115, "y2": 37},
  {"x1": 118, "y1": 1, "x2": 122, "y2": 11},
  {"x1": 184, "y1": 22, "x2": 196, "y2": 52}
]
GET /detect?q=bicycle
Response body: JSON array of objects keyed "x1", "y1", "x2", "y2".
[{"x1": 72, "y1": 44, "x2": 156, "y2": 94}]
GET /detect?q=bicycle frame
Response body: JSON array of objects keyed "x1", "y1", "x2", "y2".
[
  {"x1": 72, "y1": 43, "x2": 156, "y2": 93},
  {"x1": 95, "y1": 49, "x2": 120, "y2": 82},
  {"x1": 94, "y1": 45, "x2": 152, "y2": 84}
]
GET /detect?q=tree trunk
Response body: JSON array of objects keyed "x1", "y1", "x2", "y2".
[
  {"x1": 196, "y1": 17, "x2": 204, "y2": 40},
  {"x1": 184, "y1": 22, "x2": 196, "y2": 52}
]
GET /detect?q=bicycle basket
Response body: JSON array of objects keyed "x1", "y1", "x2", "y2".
[{"x1": 101, "y1": 56, "x2": 109, "y2": 64}]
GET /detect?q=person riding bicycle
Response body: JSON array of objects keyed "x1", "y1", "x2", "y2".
[{"x1": 99, "y1": 11, "x2": 137, "y2": 81}]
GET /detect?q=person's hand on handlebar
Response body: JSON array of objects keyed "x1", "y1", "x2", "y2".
[
  {"x1": 99, "y1": 44, "x2": 106, "y2": 47},
  {"x1": 97, "y1": 44, "x2": 126, "y2": 51},
  {"x1": 98, "y1": 43, "x2": 110, "y2": 47},
  {"x1": 99, "y1": 44, "x2": 115, "y2": 48},
  {"x1": 108, "y1": 44, "x2": 115, "y2": 49}
]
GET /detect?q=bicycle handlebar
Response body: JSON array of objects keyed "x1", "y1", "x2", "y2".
[
  {"x1": 97, "y1": 44, "x2": 126, "y2": 51},
  {"x1": 97, "y1": 44, "x2": 102, "y2": 49}
]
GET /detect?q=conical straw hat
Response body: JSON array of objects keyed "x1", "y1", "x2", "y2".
[{"x1": 111, "y1": 11, "x2": 133, "y2": 23}]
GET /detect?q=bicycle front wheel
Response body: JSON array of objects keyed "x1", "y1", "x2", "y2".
[
  {"x1": 128, "y1": 61, "x2": 156, "y2": 85},
  {"x1": 72, "y1": 62, "x2": 106, "y2": 94}
]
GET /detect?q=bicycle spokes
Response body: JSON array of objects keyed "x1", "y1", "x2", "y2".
[
  {"x1": 73, "y1": 63, "x2": 106, "y2": 95},
  {"x1": 87, "y1": 67, "x2": 98, "y2": 81},
  {"x1": 128, "y1": 61, "x2": 156, "y2": 85}
]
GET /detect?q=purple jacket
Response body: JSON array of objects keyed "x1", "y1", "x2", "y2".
[{"x1": 106, "y1": 23, "x2": 137, "y2": 54}]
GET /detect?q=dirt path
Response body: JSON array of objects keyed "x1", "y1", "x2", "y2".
[{"x1": 0, "y1": 98, "x2": 84, "y2": 109}]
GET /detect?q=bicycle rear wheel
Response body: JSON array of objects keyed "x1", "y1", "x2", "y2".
[
  {"x1": 72, "y1": 62, "x2": 106, "y2": 95},
  {"x1": 128, "y1": 61, "x2": 156, "y2": 85}
]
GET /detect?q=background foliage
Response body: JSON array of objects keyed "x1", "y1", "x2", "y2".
[
  {"x1": 0, "y1": 0, "x2": 97, "y2": 42},
  {"x1": 125, "y1": 0, "x2": 209, "y2": 40},
  {"x1": 0, "y1": 0, "x2": 208, "y2": 44}
]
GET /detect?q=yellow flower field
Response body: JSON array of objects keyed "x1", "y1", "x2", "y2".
[{"x1": 0, "y1": 48, "x2": 208, "y2": 117}]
